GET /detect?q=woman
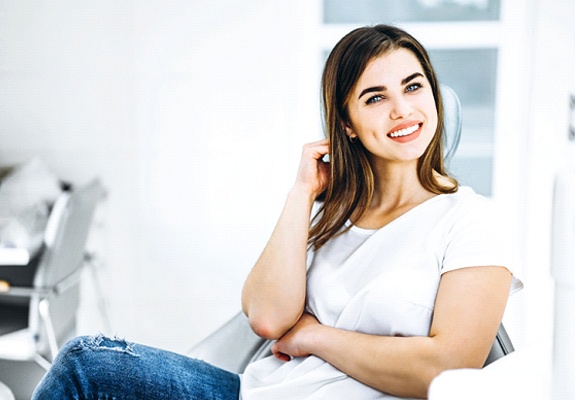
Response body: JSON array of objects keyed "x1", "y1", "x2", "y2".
[{"x1": 33, "y1": 24, "x2": 521, "y2": 400}]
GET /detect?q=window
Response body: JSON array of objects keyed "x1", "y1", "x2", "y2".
[
  {"x1": 323, "y1": 0, "x2": 501, "y2": 24},
  {"x1": 429, "y1": 48, "x2": 498, "y2": 195}
]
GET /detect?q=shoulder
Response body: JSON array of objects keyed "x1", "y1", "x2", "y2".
[
  {"x1": 445, "y1": 186, "x2": 495, "y2": 215},
  {"x1": 441, "y1": 186, "x2": 508, "y2": 254},
  {"x1": 435, "y1": 186, "x2": 507, "y2": 245},
  {"x1": 420, "y1": 186, "x2": 494, "y2": 228},
  {"x1": 439, "y1": 187, "x2": 523, "y2": 291}
]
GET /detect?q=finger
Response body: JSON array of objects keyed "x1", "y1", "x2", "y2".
[
  {"x1": 302, "y1": 140, "x2": 329, "y2": 160},
  {"x1": 271, "y1": 346, "x2": 292, "y2": 362},
  {"x1": 308, "y1": 138, "x2": 329, "y2": 146}
]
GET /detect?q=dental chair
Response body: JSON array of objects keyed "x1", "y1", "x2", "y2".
[
  {"x1": 188, "y1": 85, "x2": 515, "y2": 375},
  {"x1": 0, "y1": 178, "x2": 105, "y2": 400}
]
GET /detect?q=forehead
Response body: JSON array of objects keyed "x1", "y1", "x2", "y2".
[{"x1": 356, "y1": 48, "x2": 425, "y2": 88}]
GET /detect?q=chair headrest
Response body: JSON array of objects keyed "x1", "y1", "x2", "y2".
[{"x1": 440, "y1": 84, "x2": 462, "y2": 162}]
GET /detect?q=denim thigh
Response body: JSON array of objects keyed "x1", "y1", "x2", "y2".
[{"x1": 32, "y1": 335, "x2": 240, "y2": 400}]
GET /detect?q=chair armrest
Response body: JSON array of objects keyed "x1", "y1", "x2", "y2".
[
  {"x1": 188, "y1": 311, "x2": 267, "y2": 374},
  {"x1": 484, "y1": 324, "x2": 514, "y2": 367}
]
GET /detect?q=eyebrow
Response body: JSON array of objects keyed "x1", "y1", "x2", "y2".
[{"x1": 357, "y1": 72, "x2": 425, "y2": 100}]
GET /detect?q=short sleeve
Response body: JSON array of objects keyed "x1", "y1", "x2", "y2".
[{"x1": 441, "y1": 195, "x2": 523, "y2": 294}]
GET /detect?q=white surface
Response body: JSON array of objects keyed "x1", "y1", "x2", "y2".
[
  {"x1": 0, "y1": 328, "x2": 36, "y2": 361},
  {"x1": 552, "y1": 285, "x2": 575, "y2": 399},
  {"x1": 551, "y1": 169, "x2": 575, "y2": 398},
  {"x1": 551, "y1": 171, "x2": 575, "y2": 285},
  {"x1": 0, "y1": 382, "x2": 15, "y2": 400},
  {"x1": 0, "y1": 247, "x2": 29, "y2": 266},
  {"x1": 429, "y1": 340, "x2": 551, "y2": 400}
]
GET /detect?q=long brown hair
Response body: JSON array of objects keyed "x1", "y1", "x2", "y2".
[{"x1": 309, "y1": 24, "x2": 458, "y2": 250}]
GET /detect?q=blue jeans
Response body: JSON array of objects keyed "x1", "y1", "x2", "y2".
[{"x1": 32, "y1": 335, "x2": 240, "y2": 400}]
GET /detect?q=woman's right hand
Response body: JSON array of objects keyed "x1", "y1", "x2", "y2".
[
  {"x1": 242, "y1": 139, "x2": 330, "y2": 339},
  {"x1": 293, "y1": 139, "x2": 330, "y2": 198}
]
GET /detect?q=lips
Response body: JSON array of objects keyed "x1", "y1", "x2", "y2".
[{"x1": 387, "y1": 122, "x2": 422, "y2": 143}]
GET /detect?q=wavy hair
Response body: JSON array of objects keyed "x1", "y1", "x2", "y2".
[{"x1": 309, "y1": 24, "x2": 458, "y2": 250}]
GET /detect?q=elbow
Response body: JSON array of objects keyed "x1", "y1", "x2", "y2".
[
  {"x1": 246, "y1": 314, "x2": 294, "y2": 340},
  {"x1": 403, "y1": 363, "x2": 452, "y2": 400},
  {"x1": 241, "y1": 288, "x2": 304, "y2": 339},
  {"x1": 419, "y1": 347, "x2": 487, "y2": 398},
  {"x1": 248, "y1": 318, "x2": 284, "y2": 340},
  {"x1": 243, "y1": 303, "x2": 302, "y2": 340}
]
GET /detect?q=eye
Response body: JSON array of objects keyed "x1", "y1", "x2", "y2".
[
  {"x1": 365, "y1": 94, "x2": 385, "y2": 105},
  {"x1": 405, "y1": 82, "x2": 423, "y2": 93}
]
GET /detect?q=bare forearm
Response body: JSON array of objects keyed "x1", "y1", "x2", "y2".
[
  {"x1": 306, "y1": 326, "x2": 445, "y2": 399},
  {"x1": 241, "y1": 187, "x2": 316, "y2": 339}
]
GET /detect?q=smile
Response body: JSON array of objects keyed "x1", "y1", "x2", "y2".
[{"x1": 388, "y1": 123, "x2": 422, "y2": 138}]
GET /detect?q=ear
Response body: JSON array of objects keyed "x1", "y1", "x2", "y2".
[{"x1": 342, "y1": 122, "x2": 355, "y2": 139}]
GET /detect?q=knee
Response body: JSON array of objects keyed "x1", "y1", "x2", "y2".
[
  {"x1": 33, "y1": 336, "x2": 96, "y2": 397},
  {"x1": 56, "y1": 335, "x2": 102, "y2": 360},
  {"x1": 34, "y1": 335, "x2": 138, "y2": 399},
  {"x1": 49, "y1": 335, "x2": 95, "y2": 374},
  {"x1": 59, "y1": 335, "x2": 90, "y2": 354},
  {"x1": 53, "y1": 335, "x2": 137, "y2": 372}
]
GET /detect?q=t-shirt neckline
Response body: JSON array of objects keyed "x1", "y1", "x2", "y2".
[{"x1": 346, "y1": 188, "x2": 467, "y2": 234}]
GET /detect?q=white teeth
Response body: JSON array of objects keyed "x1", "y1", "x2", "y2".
[{"x1": 389, "y1": 124, "x2": 420, "y2": 138}]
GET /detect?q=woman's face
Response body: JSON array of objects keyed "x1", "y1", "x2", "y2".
[{"x1": 345, "y1": 48, "x2": 438, "y2": 166}]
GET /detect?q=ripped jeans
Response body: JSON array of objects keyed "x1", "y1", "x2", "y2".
[{"x1": 31, "y1": 335, "x2": 240, "y2": 400}]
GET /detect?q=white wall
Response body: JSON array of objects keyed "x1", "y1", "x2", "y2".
[
  {"x1": 124, "y1": 1, "x2": 323, "y2": 350},
  {"x1": 0, "y1": 0, "x2": 322, "y2": 352}
]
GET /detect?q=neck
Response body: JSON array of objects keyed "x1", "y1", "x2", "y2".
[
  {"x1": 369, "y1": 160, "x2": 427, "y2": 209},
  {"x1": 350, "y1": 160, "x2": 439, "y2": 230}
]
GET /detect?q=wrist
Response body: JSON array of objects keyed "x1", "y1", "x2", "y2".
[
  {"x1": 302, "y1": 322, "x2": 328, "y2": 356},
  {"x1": 288, "y1": 185, "x2": 318, "y2": 206}
]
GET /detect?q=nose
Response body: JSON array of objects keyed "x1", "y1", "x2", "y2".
[{"x1": 389, "y1": 95, "x2": 414, "y2": 120}]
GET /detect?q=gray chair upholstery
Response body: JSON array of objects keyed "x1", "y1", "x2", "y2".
[
  {"x1": 484, "y1": 323, "x2": 514, "y2": 367},
  {"x1": 190, "y1": 311, "x2": 265, "y2": 374},
  {"x1": 0, "y1": 178, "x2": 105, "y2": 399},
  {"x1": 189, "y1": 85, "x2": 514, "y2": 374},
  {"x1": 441, "y1": 84, "x2": 462, "y2": 162}
]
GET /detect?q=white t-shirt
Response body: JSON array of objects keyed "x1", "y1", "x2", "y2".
[{"x1": 240, "y1": 187, "x2": 523, "y2": 400}]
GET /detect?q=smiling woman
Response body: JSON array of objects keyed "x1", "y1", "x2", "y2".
[
  {"x1": 241, "y1": 24, "x2": 521, "y2": 399},
  {"x1": 309, "y1": 26, "x2": 456, "y2": 248},
  {"x1": 32, "y1": 24, "x2": 521, "y2": 400}
]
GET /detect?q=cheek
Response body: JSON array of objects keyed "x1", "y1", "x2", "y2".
[
  {"x1": 428, "y1": 113, "x2": 438, "y2": 135},
  {"x1": 425, "y1": 102, "x2": 439, "y2": 135}
]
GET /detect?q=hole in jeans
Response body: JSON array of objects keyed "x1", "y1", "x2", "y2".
[{"x1": 73, "y1": 334, "x2": 139, "y2": 357}]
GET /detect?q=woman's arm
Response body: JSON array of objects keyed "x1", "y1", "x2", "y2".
[
  {"x1": 271, "y1": 266, "x2": 513, "y2": 399},
  {"x1": 241, "y1": 139, "x2": 330, "y2": 340}
]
